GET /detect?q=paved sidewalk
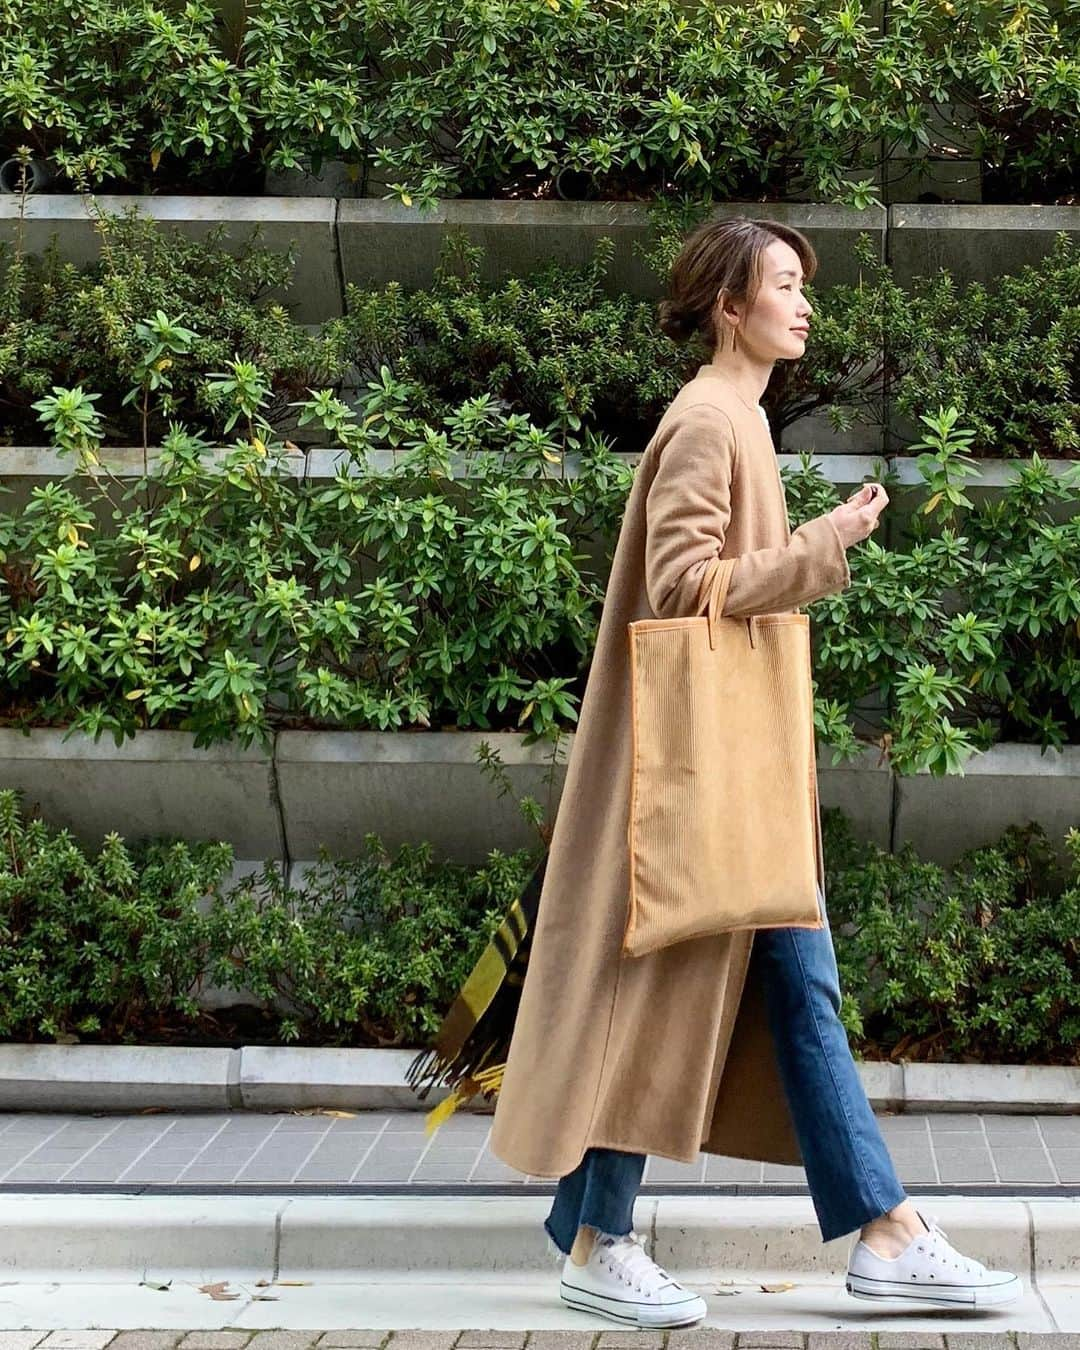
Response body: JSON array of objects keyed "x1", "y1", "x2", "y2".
[
  {"x1": 0, "y1": 1328, "x2": 1077, "y2": 1348},
  {"x1": 0, "y1": 1112, "x2": 1078, "y2": 1189}
]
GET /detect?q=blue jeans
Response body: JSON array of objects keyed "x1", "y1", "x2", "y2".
[{"x1": 543, "y1": 884, "x2": 907, "y2": 1252}]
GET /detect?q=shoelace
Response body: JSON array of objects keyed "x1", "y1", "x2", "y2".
[
  {"x1": 597, "y1": 1230, "x2": 673, "y2": 1296},
  {"x1": 916, "y1": 1211, "x2": 977, "y2": 1276}
]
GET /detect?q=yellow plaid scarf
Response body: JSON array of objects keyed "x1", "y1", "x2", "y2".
[{"x1": 405, "y1": 850, "x2": 548, "y2": 1135}]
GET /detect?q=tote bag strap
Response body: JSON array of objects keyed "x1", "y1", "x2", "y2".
[
  {"x1": 705, "y1": 556, "x2": 755, "y2": 652},
  {"x1": 704, "y1": 555, "x2": 806, "y2": 651}
]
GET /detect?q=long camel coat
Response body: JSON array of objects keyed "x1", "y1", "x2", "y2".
[{"x1": 488, "y1": 363, "x2": 853, "y2": 1178}]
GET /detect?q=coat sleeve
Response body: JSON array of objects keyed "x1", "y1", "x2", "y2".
[{"x1": 644, "y1": 402, "x2": 851, "y2": 620}]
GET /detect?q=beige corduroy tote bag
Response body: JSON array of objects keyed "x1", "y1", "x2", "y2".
[{"x1": 623, "y1": 554, "x2": 824, "y2": 959}]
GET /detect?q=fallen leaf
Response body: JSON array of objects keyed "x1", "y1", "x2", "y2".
[
  {"x1": 254, "y1": 1279, "x2": 271, "y2": 1287},
  {"x1": 198, "y1": 1281, "x2": 241, "y2": 1301},
  {"x1": 760, "y1": 1281, "x2": 795, "y2": 1293},
  {"x1": 286, "y1": 1108, "x2": 357, "y2": 1118},
  {"x1": 252, "y1": 1295, "x2": 279, "y2": 1301},
  {"x1": 711, "y1": 1287, "x2": 739, "y2": 1295},
  {"x1": 139, "y1": 1279, "x2": 172, "y2": 1292},
  {"x1": 274, "y1": 1280, "x2": 312, "y2": 1286}
]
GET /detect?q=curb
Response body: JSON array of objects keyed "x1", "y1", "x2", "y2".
[
  {"x1": 1, "y1": 1046, "x2": 1078, "y2": 1115},
  {"x1": 0, "y1": 1195, "x2": 1074, "y2": 1285}
]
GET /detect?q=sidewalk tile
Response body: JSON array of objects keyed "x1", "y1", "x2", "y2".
[
  {"x1": 807, "y1": 1338, "x2": 871, "y2": 1350},
  {"x1": 667, "y1": 1335, "x2": 736, "y2": 1350},
  {"x1": 1017, "y1": 1339, "x2": 1080, "y2": 1350},
  {"x1": 737, "y1": 1337, "x2": 804, "y2": 1348},
  {"x1": 40, "y1": 1337, "x2": 117, "y2": 1350},
  {"x1": 994, "y1": 1151, "x2": 1056, "y2": 1182},
  {"x1": 522, "y1": 1338, "x2": 597, "y2": 1350},
  {"x1": 877, "y1": 1337, "x2": 945, "y2": 1349},
  {"x1": 245, "y1": 1336, "x2": 318, "y2": 1350},
  {"x1": 597, "y1": 1336, "x2": 664, "y2": 1349},
  {"x1": 314, "y1": 1336, "x2": 387, "y2": 1348},
  {"x1": 932, "y1": 1151, "x2": 995, "y2": 1182},
  {"x1": 0, "y1": 1337, "x2": 47, "y2": 1350},
  {"x1": 177, "y1": 1336, "x2": 253, "y2": 1350},
  {"x1": 456, "y1": 1335, "x2": 527, "y2": 1348},
  {"x1": 1045, "y1": 1148, "x2": 1080, "y2": 1181},
  {"x1": 381, "y1": 1338, "x2": 456, "y2": 1350},
  {"x1": 109, "y1": 1337, "x2": 183, "y2": 1350},
  {"x1": 944, "y1": 1337, "x2": 1015, "y2": 1350}
]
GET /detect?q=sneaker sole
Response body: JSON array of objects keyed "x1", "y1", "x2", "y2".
[
  {"x1": 560, "y1": 1282, "x2": 708, "y2": 1328},
  {"x1": 846, "y1": 1273, "x2": 1023, "y2": 1308}
]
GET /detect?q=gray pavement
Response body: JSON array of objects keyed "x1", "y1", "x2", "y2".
[
  {"x1": 0, "y1": 1328, "x2": 1077, "y2": 1348},
  {"x1": 0, "y1": 1112, "x2": 1078, "y2": 1190}
]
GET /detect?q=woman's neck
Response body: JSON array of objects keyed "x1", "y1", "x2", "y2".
[{"x1": 705, "y1": 353, "x2": 773, "y2": 407}]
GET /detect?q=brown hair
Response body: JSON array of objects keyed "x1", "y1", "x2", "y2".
[{"x1": 657, "y1": 216, "x2": 818, "y2": 353}]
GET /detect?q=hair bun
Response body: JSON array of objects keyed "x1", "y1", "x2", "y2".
[{"x1": 658, "y1": 299, "x2": 697, "y2": 343}]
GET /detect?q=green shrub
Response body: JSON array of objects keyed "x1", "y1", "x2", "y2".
[
  {"x1": 2, "y1": 785, "x2": 1077, "y2": 1063},
  {"x1": 889, "y1": 231, "x2": 1080, "y2": 459},
  {"x1": 3, "y1": 201, "x2": 1076, "y2": 459},
  {"x1": 3, "y1": 370, "x2": 629, "y2": 748},
  {"x1": 205, "y1": 837, "x2": 535, "y2": 1046},
  {"x1": 5, "y1": 331, "x2": 1080, "y2": 766},
  {"x1": 826, "y1": 809, "x2": 1080, "y2": 1066},
  {"x1": 318, "y1": 221, "x2": 1080, "y2": 458},
  {"x1": 796, "y1": 402, "x2": 1080, "y2": 771},
  {"x1": 1, "y1": 0, "x2": 1076, "y2": 205},
  {"x1": 0, "y1": 788, "x2": 232, "y2": 1041},
  {"x1": 0, "y1": 199, "x2": 350, "y2": 445}
]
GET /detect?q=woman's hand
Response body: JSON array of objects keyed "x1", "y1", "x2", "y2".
[{"x1": 827, "y1": 482, "x2": 889, "y2": 549}]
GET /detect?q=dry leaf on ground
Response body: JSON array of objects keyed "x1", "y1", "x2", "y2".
[{"x1": 198, "y1": 1281, "x2": 240, "y2": 1301}]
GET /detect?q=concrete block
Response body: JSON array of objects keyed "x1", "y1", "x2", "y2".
[
  {"x1": 275, "y1": 730, "x2": 568, "y2": 865},
  {"x1": 816, "y1": 743, "x2": 893, "y2": 854},
  {"x1": 907, "y1": 1058, "x2": 1074, "y2": 1112},
  {"x1": 895, "y1": 743, "x2": 1080, "y2": 876},
  {"x1": 276, "y1": 1197, "x2": 656, "y2": 1278},
  {"x1": 0, "y1": 728, "x2": 284, "y2": 862},
  {"x1": 338, "y1": 200, "x2": 885, "y2": 299},
  {"x1": 0, "y1": 1044, "x2": 236, "y2": 1111},
  {"x1": 0, "y1": 196, "x2": 342, "y2": 323},
  {"x1": 1030, "y1": 1200, "x2": 1080, "y2": 1282},
  {"x1": 240, "y1": 1047, "x2": 449, "y2": 1111},
  {"x1": 0, "y1": 1195, "x2": 280, "y2": 1283},
  {"x1": 654, "y1": 1196, "x2": 1030, "y2": 1284},
  {"x1": 856, "y1": 1059, "x2": 905, "y2": 1111},
  {"x1": 888, "y1": 205, "x2": 1080, "y2": 291}
]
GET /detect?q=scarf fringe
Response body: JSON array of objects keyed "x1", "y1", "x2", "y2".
[{"x1": 419, "y1": 1060, "x2": 506, "y2": 1136}]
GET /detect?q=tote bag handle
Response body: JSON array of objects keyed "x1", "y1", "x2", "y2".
[
  {"x1": 705, "y1": 556, "x2": 802, "y2": 652},
  {"x1": 705, "y1": 557, "x2": 758, "y2": 652}
]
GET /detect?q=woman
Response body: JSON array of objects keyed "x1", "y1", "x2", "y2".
[{"x1": 486, "y1": 217, "x2": 1024, "y2": 1327}]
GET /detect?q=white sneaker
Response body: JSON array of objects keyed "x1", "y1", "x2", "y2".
[
  {"x1": 846, "y1": 1209, "x2": 1023, "y2": 1308},
  {"x1": 559, "y1": 1228, "x2": 709, "y2": 1328}
]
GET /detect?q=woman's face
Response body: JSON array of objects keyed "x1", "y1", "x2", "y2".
[{"x1": 720, "y1": 238, "x2": 813, "y2": 361}]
